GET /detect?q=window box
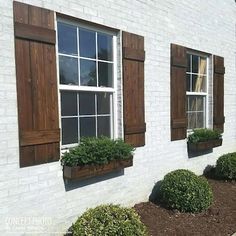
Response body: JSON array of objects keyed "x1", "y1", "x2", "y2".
[
  {"x1": 61, "y1": 137, "x2": 134, "y2": 181},
  {"x1": 188, "y1": 139, "x2": 222, "y2": 152},
  {"x1": 187, "y1": 128, "x2": 222, "y2": 152},
  {"x1": 63, "y1": 156, "x2": 133, "y2": 180}
]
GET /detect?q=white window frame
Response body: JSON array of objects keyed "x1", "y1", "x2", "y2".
[
  {"x1": 56, "y1": 18, "x2": 118, "y2": 149},
  {"x1": 186, "y1": 51, "x2": 209, "y2": 132}
]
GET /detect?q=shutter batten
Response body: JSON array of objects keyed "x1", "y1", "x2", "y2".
[
  {"x1": 14, "y1": 1, "x2": 60, "y2": 167},
  {"x1": 170, "y1": 44, "x2": 187, "y2": 141},
  {"x1": 213, "y1": 55, "x2": 225, "y2": 132},
  {"x1": 14, "y1": 22, "x2": 56, "y2": 44},
  {"x1": 122, "y1": 31, "x2": 146, "y2": 147},
  {"x1": 20, "y1": 130, "x2": 60, "y2": 146},
  {"x1": 123, "y1": 47, "x2": 145, "y2": 61}
]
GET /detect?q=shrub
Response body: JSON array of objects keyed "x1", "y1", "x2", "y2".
[
  {"x1": 159, "y1": 169, "x2": 213, "y2": 213},
  {"x1": 188, "y1": 128, "x2": 222, "y2": 144},
  {"x1": 215, "y1": 153, "x2": 236, "y2": 180},
  {"x1": 61, "y1": 137, "x2": 134, "y2": 167},
  {"x1": 72, "y1": 204, "x2": 148, "y2": 236}
]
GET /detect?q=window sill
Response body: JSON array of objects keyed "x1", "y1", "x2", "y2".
[{"x1": 63, "y1": 156, "x2": 133, "y2": 180}]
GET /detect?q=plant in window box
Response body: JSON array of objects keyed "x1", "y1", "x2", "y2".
[
  {"x1": 62, "y1": 137, "x2": 134, "y2": 180},
  {"x1": 187, "y1": 128, "x2": 222, "y2": 152}
]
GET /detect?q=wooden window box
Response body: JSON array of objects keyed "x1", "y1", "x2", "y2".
[
  {"x1": 188, "y1": 139, "x2": 222, "y2": 152},
  {"x1": 63, "y1": 156, "x2": 133, "y2": 180}
]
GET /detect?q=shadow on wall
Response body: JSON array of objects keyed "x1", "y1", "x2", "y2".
[
  {"x1": 149, "y1": 180, "x2": 162, "y2": 204},
  {"x1": 63, "y1": 170, "x2": 124, "y2": 191},
  {"x1": 188, "y1": 149, "x2": 213, "y2": 158}
]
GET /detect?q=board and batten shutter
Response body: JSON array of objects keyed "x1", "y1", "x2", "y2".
[
  {"x1": 213, "y1": 55, "x2": 225, "y2": 132},
  {"x1": 170, "y1": 44, "x2": 187, "y2": 141},
  {"x1": 122, "y1": 32, "x2": 146, "y2": 147},
  {"x1": 13, "y1": 1, "x2": 60, "y2": 167}
]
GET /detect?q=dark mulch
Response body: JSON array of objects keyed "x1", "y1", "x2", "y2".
[{"x1": 134, "y1": 178, "x2": 236, "y2": 236}]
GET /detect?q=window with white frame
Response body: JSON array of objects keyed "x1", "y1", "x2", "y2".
[
  {"x1": 186, "y1": 53, "x2": 208, "y2": 130},
  {"x1": 57, "y1": 20, "x2": 116, "y2": 146}
]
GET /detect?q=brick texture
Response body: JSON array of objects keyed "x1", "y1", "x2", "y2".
[{"x1": 0, "y1": 0, "x2": 236, "y2": 234}]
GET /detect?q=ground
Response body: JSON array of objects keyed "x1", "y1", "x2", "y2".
[{"x1": 135, "y1": 179, "x2": 236, "y2": 236}]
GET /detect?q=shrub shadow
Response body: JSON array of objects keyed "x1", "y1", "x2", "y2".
[
  {"x1": 63, "y1": 169, "x2": 124, "y2": 191},
  {"x1": 203, "y1": 165, "x2": 224, "y2": 181},
  {"x1": 149, "y1": 180, "x2": 162, "y2": 204},
  {"x1": 149, "y1": 180, "x2": 175, "y2": 210},
  {"x1": 64, "y1": 227, "x2": 72, "y2": 236},
  {"x1": 203, "y1": 165, "x2": 215, "y2": 178}
]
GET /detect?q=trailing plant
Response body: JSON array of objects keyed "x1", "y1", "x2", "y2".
[
  {"x1": 215, "y1": 152, "x2": 236, "y2": 180},
  {"x1": 159, "y1": 169, "x2": 213, "y2": 213},
  {"x1": 61, "y1": 137, "x2": 134, "y2": 167},
  {"x1": 72, "y1": 204, "x2": 148, "y2": 236},
  {"x1": 188, "y1": 128, "x2": 222, "y2": 144}
]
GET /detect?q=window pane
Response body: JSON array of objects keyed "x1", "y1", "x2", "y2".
[
  {"x1": 97, "y1": 93, "x2": 110, "y2": 114},
  {"x1": 80, "y1": 117, "x2": 96, "y2": 137},
  {"x1": 79, "y1": 29, "x2": 96, "y2": 59},
  {"x1": 192, "y1": 75, "x2": 206, "y2": 92},
  {"x1": 62, "y1": 118, "x2": 78, "y2": 145},
  {"x1": 196, "y1": 112, "x2": 204, "y2": 128},
  {"x1": 188, "y1": 96, "x2": 196, "y2": 111},
  {"x1": 58, "y1": 22, "x2": 77, "y2": 55},
  {"x1": 187, "y1": 96, "x2": 205, "y2": 129},
  {"x1": 192, "y1": 55, "x2": 199, "y2": 73},
  {"x1": 59, "y1": 56, "x2": 79, "y2": 85},
  {"x1": 97, "y1": 116, "x2": 110, "y2": 137},
  {"x1": 195, "y1": 96, "x2": 204, "y2": 111},
  {"x1": 61, "y1": 92, "x2": 77, "y2": 116},
  {"x1": 188, "y1": 96, "x2": 204, "y2": 112},
  {"x1": 98, "y1": 33, "x2": 113, "y2": 61},
  {"x1": 80, "y1": 59, "x2": 97, "y2": 86},
  {"x1": 98, "y1": 62, "x2": 113, "y2": 87},
  {"x1": 79, "y1": 93, "x2": 95, "y2": 115},
  {"x1": 199, "y1": 57, "x2": 207, "y2": 75},
  {"x1": 188, "y1": 112, "x2": 196, "y2": 130},
  {"x1": 186, "y1": 74, "x2": 191, "y2": 92},
  {"x1": 187, "y1": 54, "x2": 191, "y2": 73}
]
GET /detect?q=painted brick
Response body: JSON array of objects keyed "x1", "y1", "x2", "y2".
[{"x1": 0, "y1": 0, "x2": 235, "y2": 235}]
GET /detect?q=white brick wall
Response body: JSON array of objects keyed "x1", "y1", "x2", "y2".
[{"x1": 0, "y1": 0, "x2": 236, "y2": 235}]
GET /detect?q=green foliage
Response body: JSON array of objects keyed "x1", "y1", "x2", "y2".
[
  {"x1": 159, "y1": 169, "x2": 213, "y2": 213},
  {"x1": 72, "y1": 204, "x2": 148, "y2": 236},
  {"x1": 61, "y1": 137, "x2": 134, "y2": 167},
  {"x1": 188, "y1": 128, "x2": 222, "y2": 144},
  {"x1": 215, "y1": 152, "x2": 236, "y2": 180}
]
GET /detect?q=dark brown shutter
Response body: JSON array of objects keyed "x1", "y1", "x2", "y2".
[
  {"x1": 170, "y1": 44, "x2": 187, "y2": 141},
  {"x1": 13, "y1": 1, "x2": 60, "y2": 167},
  {"x1": 213, "y1": 55, "x2": 225, "y2": 132},
  {"x1": 122, "y1": 32, "x2": 146, "y2": 147}
]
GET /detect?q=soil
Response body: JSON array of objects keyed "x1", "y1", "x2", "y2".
[{"x1": 134, "y1": 179, "x2": 236, "y2": 236}]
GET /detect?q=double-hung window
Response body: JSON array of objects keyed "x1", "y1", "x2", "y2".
[
  {"x1": 186, "y1": 53, "x2": 208, "y2": 130},
  {"x1": 57, "y1": 20, "x2": 117, "y2": 146}
]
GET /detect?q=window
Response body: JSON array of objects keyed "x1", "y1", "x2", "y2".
[
  {"x1": 57, "y1": 20, "x2": 116, "y2": 146},
  {"x1": 186, "y1": 53, "x2": 208, "y2": 130}
]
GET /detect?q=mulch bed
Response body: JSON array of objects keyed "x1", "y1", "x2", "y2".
[{"x1": 134, "y1": 178, "x2": 236, "y2": 236}]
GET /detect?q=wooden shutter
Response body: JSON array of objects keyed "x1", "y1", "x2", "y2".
[
  {"x1": 13, "y1": 1, "x2": 60, "y2": 167},
  {"x1": 122, "y1": 32, "x2": 146, "y2": 147},
  {"x1": 170, "y1": 44, "x2": 187, "y2": 141},
  {"x1": 213, "y1": 55, "x2": 225, "y2": 132}
]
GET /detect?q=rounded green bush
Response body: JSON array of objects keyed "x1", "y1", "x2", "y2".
[
  {"x1": 72, "y1": 204, "x2": 148, "y2": 236},
  {"x1": 215, "y1": 153, "x2": 236, "y2": 180},
  {"x1": 159, "y1": 169, "x2": 213, "y2": 213}
]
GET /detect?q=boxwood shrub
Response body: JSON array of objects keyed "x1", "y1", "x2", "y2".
[
  {"x1": 188, "y1": 128, "x2": 222, "y2": 144},
  {"x1": 215, "y1": 152, "x2": 236, "y2": 180},
  {"x1": 61, "y1": 137, "x2": 134, "y2": 167},
  {"x1": 159, "y1": 169, "x2": 213, "y2": 213},
  {"x1": 72, "y1": 204, "x2": 148, "y2": 236}
]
